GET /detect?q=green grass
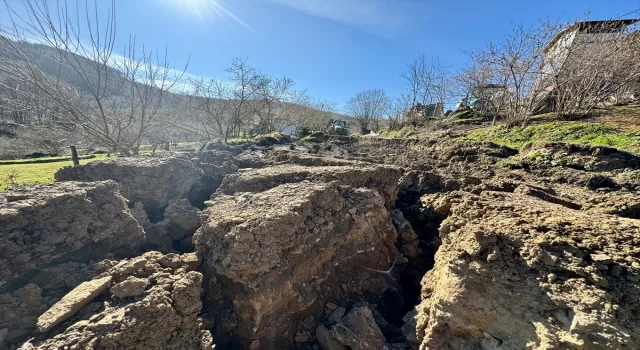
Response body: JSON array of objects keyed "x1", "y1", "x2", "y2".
[
  {"x1": 0, "y1": 154, "x2": 111, "y2": 191},
  {"x1": 460, "y1": 121, "x2": 640, "y2": 154}
]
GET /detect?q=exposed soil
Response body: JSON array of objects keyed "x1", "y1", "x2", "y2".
[{"x1": 1, "y1": 132, "x2": 639, "y2": 349}]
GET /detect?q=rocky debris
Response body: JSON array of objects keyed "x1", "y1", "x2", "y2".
[
  {"x1": 0, "y1": 263, "x2": 95, "y2": 346},
  {"x1": 23, "y1": 252, "x2": 212, "y2": 350},
  {"x1": 195, "y1": 181, "x2": 398, "y2": 348},
  {"x1": 54, "y1": 156, "x2": 205, "y2": 218},
  {"x1": 0, "y1": 181, "x2": 143, "y2": 288},
  {"x1": 411, "y1": 190, "x2": 640, "y2": 349},
  {"x1": 215, "y1": 164, "x2": 402, "y2": 207},
  {"x1": 330, "y1": 305, "x2": 388, "y2": 350},
  {"x1": 36, "y1": 276, "x2": 112, "y2": 332}
]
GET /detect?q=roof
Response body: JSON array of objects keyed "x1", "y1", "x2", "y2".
[{"x1": 544, "y1": 19, "x2": 640, "y2": 53}]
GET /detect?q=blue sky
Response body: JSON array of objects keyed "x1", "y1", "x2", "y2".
[{"x1": 4, "y1": 0, "x2": 640, "y2": 111}]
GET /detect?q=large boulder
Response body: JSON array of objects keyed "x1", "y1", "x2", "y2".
[
  {"x1": 408, "y1": 191, "x2": 640, "y2": 349},
  {"x1": 215, "y1": 164, "x2": 402, "y2": 207},
  {"x1": 195, "y1": 181, "x2": 398, "y2": 348},
  {"x1": 0, "y1": 181, "x2": 144, "y2": 287},
  {"x1": 21, "y1": 252, "x2": 212, "y2": 350}
]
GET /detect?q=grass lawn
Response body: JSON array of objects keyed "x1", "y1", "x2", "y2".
[
  {"x1": 461, "y1": 121, "x2": 640, "y2": 154},
  {"x1": 0, "y1": 154, "x2": 111, "y2": 191}
]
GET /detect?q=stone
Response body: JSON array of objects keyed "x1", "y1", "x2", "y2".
[
  {"x1": 316, "y1": 325, "x2": 346, "y2": 350},
  {"x1": 331, "y1": 305, "x2": 387, "y2": 350},
  {"x1": 295, "y1": 331, "x2": 310, "y2": 343},
  {"x1": 110, "y1": 277, "x2": 148, "y2": 298},
  {"x1": 328, "y1": 307, "x2": 346, "y2": 324},
  {"x1": 109, "y1": 257, "x2": 147, "y2": 277},
  {"x1": 37, "y1": 276, "x2": 112, "y2": 332}
]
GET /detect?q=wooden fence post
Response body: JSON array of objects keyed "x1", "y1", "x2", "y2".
[{"x1": 70, "y1": 146, "x2": 79, "y2": 166}]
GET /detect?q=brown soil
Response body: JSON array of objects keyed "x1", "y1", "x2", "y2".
[{"x1": 1, "y1": 132, "x2": 638, "y2": 350}]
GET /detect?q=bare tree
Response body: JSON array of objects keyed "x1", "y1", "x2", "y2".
[
  {"x1": 0, "y1": 0, "x2": 187, "y2": 155},
  {"x1": 540, "y1": 20, "x2": 640, "y2": 116},
  {"x1": 385, "y1": 93, "x2": 412, "y2": 129},
  {"x1": 400, "y1": 55, "x2": 450, "y2": 123},
  {"x1": 345, "y1": 89, "x2": 388, "y2": 134},
  {"x1": 225, "y1": 58, "x2": 263, "y2": 138},
  {"x1": 254, "y1": 76, "x2": 293, "y2": 133},
  {"x1": 172, "y1": 78, "x2": 235, "y2": 142},
  {"x1": 295, "y1": 97, "x2": 335, "y2": 134},
  {"x1": 456, "y1": 21, "x2": 562, "y2": 124}
]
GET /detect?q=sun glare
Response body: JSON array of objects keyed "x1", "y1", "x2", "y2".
[
  {"x1": 163, "y1": 0, "x2": 255, "y2": 32},
  {"x1": 168, "y1": 0, "x2": 218, "y2": 22}
]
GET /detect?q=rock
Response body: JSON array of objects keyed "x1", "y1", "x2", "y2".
[
  {"x1": 330, "y1": 305, "x2": 387, "y2": 350},
  {"x1": 37, "y1": 276, "x2": 112, "y2": 332},
  {"x1": 0, "y1": 181, "x2": 144, "y2": 287},
  {"x1": 195, "y1": 181, "x2": 398, "y2": 347},
  {"x1": 158, "y1": 253, "x2": 183, "y2": 269},
  {"x1": 592, "y1": 254, "x2": 614, "y2": 264},
  {"x1": 110, "y1": 277, "x2": 148, "y2": 298},
  {"x1": 400, "y1": 309, "x2": 418, "y2": 347},
  {"x1": 180, "y1": 252, "x2": 201, "y2": 271},
  {"x1": 249, "y1": 339, "x2": 261, "y2": 350},
  {"x1": 108, "y1": 257, "x2": 147, "y2": 277},
  {"x1": 316, "y1": 325, "x2": 346, "y2": 350},
  {"x1": 172, "y1": 271, "x2": 203, "y2": 316},
  {"x1": 390, "y1": 210, "x2": 420, "y2": 258},
  {"x1": 295, "y1": 331, "x2": 310, "y2": 343},
  {"x1": 325, "y1": 302, "x2": 338, "y2": 311},
  {"x1": 163, "y1": 199, "x2": 201, "y2": 233},
  {"x1": 0, "y1": 327, "x2": 7, "y2": 343},
  {"x1": 327, "y1": 307, "x2": 346, "y2": 324},
  {"x1": 129, "y1": 202, "x2": 150, "y2": 228}
]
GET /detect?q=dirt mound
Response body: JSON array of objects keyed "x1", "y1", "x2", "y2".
[
  {"x1": 408, "y1": 190, "x2": 640, "y2": 349},
  {"x1": 195, "y1": 181, "x2": 399, "y2": 348},
  {"x1": 0, "y1": 181, "x2": 144, "y2": 346},
  {"x1": 521, "y1": 142, "x2": 640, "y2": 171},
  {"x1": 5, "y1": 133, "x2": 639, "y2": 349},
  {"x1": 54, "y1": 153, "x2": 241, "y2": 252},
  {"x1": 265, "y1": 150, "x2": 362, "y2": 167},
  {"x1": 0, "y1": 181, "x2": 143, "y2": 287},
  {"x1": 55, "y1": 156, "x2": 204, "y2": 215},
  {"x1": 216, "y1": 164, "x2": 402, "y2": 207},
  {"x1": 21, "y1": 252, "x2": 212, "y2": 349}
]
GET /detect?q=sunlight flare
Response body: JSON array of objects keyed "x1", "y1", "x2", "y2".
[{"x1": 162, "y1": 0, "x2": 256, "y2": 32}]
